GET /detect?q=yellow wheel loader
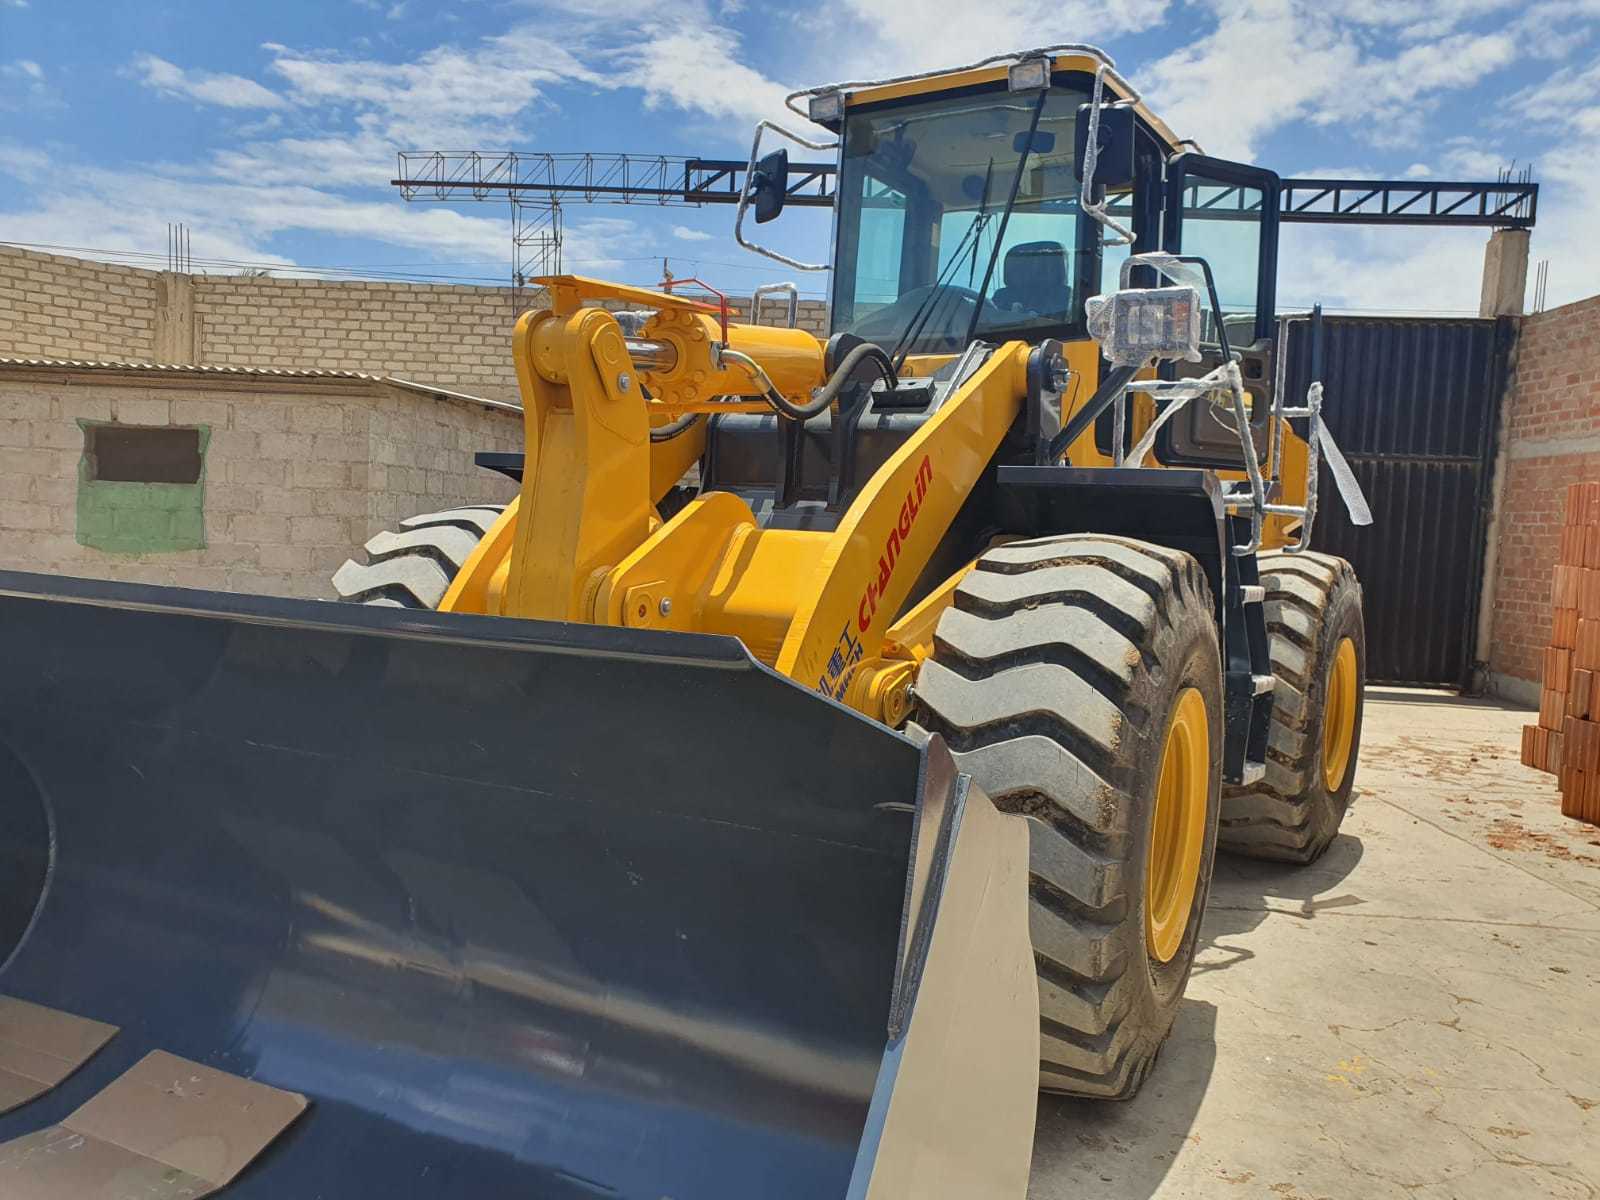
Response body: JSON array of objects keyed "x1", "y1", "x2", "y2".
[{"x1": 0, "y1": 46, "x2": 1370, "y2": 1199}]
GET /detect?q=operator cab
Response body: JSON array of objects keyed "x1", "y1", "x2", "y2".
[
  {"x1": 712, "y1": 48, "x2": 1286, "y2": 519},
  {"x1": 829, "y1": 82, "x2": 1099, "y2": 355}
]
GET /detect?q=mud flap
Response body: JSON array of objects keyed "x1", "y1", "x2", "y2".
[{"x1": 0, "y1": 571, "x2": 1036, "y2": 1198}]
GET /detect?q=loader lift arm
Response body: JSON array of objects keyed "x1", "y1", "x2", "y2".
[{"x1": 440, "y1": 272, "x2": 1102, "y2": 723}]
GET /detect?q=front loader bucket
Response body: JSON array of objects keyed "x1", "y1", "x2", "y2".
[{"x1": 0, "y1": 571, "x2": 1036, "y2": 1198}]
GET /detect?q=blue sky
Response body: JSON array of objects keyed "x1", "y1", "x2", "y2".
[{"x1": 1, "y1": 0, "x2": 1596, "y2": 312}]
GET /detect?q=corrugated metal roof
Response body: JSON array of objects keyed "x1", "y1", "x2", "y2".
[
  {"x1": 0, "y1": 356, "x2": 386, "y2": 380},
  {"x1": 0, "y1": 356, "x2": 522, "y2": 414}
]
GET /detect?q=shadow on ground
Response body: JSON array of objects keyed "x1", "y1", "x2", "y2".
[
  {"x1": 1029, "y1": 1001, "x2": 1218, "y2": 1200},
  {"x1": 1027, "y1": 834, "x2": 1363, "y2": 1196},
  {"x1": 1198, "y1": 827, "x2": 1367, "y2": 966},
  {"x1": 1365, "y1": 686, "x2": 1517, "y2": 710}
]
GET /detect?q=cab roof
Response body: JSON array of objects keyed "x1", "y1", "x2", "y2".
[{"x1": 788, "y1": 45, "x2": 1192, "y2": 156}]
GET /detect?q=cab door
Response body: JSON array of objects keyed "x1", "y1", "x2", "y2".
[{"x1": 1156, "y1": 154, "x2": 1281, "y2": 469}]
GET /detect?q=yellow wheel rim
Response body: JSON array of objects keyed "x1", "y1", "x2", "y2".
[
  {"x1": 1321, "y1": 637, "x2": 1358, "y2": 793},
  {"x1": 1146, "y1": 687, "x2": 1210, "y2": 965}
]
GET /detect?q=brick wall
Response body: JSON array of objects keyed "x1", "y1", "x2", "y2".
[
  {"x1": 1486, "y1": 294, "x2": 1600, "y2": 697},
  {"x1": 0, "y1": 246, "x2": 832, "y2": 405},
  {"x1": 0, "y1": 370, "x2": 520, "y2": 598},
  {"x1": 192, "y1": 276, "x2": 525, "y2": 401},
  {"x1": 0, "y1": 247, "x2": 160, "y2": 361}
]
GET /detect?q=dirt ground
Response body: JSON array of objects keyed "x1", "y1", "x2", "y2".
[{"x1": 1027, "y1": 688, "x2": 1600, "y2": 1199}]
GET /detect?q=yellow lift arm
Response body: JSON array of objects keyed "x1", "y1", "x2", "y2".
[{"x1": 440, "y1": 276, "x2": 1100, "y2": 724}]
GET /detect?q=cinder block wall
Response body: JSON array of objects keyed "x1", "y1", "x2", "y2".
[
  {"x1": 1486, "y1": 295, "x2": 1600, "y2": 697},
  {"x1": 0, "y1": 249, "x2": 160, "y2": 361},
  {"x1": 0, "y1": 373, "x2": 520, "y2": 598},
  {"x1": 0, "y1": 246, "x2": 832, "y2": 406}
]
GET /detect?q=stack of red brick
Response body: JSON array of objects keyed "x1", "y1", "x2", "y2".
[{"x1": 1522, "y1": 482, "x2": 1600, "y2": 826}]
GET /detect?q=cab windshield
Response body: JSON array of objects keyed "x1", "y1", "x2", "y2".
[{"x1": 831, "y1": 85, "x2": 1095, "y2": 355}]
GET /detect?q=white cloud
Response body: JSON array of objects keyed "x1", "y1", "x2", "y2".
[
  {"x1": 0, "y1": 6, "x2": 785, "y2": 290},
  {"x1": 1, "y1": 56, "x2": 57, "y2": 112},
  {"x1": 1129, "y1": 0, "x2": 1598, "y2": 313},
  {"x1": 0, "y1": 167, "x2": 507, "y2": 268},
  {"x1": 1277, "y1": 224, "x2": 1491, "y2": 314},
  {"x1": 1508, "y1": 60, "x2": 1600, "y2": 121},
  {"x1": 1140, "y1": 3, "x2": 1541, "y2": 159},
  {"x1": 1336, "y1": 0, "x2": 1520, "y2": 40},
  {"x1": 264, "y1": 30, "x2": 602, "y2": 145},
  {"x1": 823, "y1": 0, "x2": 1169, "y2": 75},
  {"x1": 1438, "y1": 140, "x2": 1513, "y2": 176},
  {"x1": 628, "y1": 26, "x2": 793, "y2": 125},
  {"x1": 9, "y1": 0, "x2": 1598, "y2": 315},
  {"x1": 0, "y1": 138, "x2": 50, "y2": 181},
  {"x1": 210, "y1": 132, "x2": 397, "y2": 189},
  {"x1": 1139, "y1": 2, "x2": 1360, "y2": 160},
  {"x1": 132, "y1": 54, "x2": 286, "y2": 110}
]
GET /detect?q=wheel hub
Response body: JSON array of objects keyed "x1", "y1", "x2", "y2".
[
  {"x1": 1321, "y1": 636, "x2": 1358, "y2": 792},
  {"x1": 1146, "y1": 687, "x2": 1209, "y2": 964}
]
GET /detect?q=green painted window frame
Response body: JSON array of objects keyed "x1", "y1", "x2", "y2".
[{"x1": 76, "y1": 421, "x2": 211, "y2": 554}]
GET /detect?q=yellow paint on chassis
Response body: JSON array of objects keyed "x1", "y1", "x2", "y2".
[{"x1": 776, "y1": 345, "x2": 1032, "y2": 694}]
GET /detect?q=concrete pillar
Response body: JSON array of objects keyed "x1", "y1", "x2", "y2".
[
  {"x1": 153, "y1": 271, "x2": 201, "y2": 364},
  {"x1": 1479, "y1": 229, "x2": 1530, "y2": 318}
]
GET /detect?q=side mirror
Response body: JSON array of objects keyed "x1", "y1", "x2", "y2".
[
  {"x1": 749, "y1": 148, "x2": 789, "y2": 225},
  {"x1": 1074, "y1": 104, "x2": 1135, "y2": 189}
]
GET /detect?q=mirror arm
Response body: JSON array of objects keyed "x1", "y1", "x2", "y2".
[
  {"x1": 1080, "y1": 64, "x2": 1136, "y2": 248},
  {"x1": 735, "y1": 120, "x2": 836, "y2": 272}
]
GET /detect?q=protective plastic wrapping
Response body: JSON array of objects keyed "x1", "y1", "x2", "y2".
[
  {"x1": 1085, "y1": 285, "x2": 1205, "y2": 366},
  {"x1": 1123, "y1": 360, "x2": 1242, "y2": 465}
]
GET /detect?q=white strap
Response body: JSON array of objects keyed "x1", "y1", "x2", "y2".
[{"x1": 1313, "y1": 403, "x2": 1373, "y2": 526}]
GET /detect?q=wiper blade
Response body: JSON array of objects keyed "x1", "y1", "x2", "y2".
[
  {"x1": 968, "y1": 157, "x2": 995, "y2": 286},
  {"x1": 887, "y1": 208, "x2": 991, "y2": 370},
  {"x1": 961, "y1": 87, "x2": 1048, "y2": 347}
]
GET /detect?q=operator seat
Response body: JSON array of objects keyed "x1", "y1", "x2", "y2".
[{"x1": 991, "y1": 240, "x2": 1069, "y2": 318}]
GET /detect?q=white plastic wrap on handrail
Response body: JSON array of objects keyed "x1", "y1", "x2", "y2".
[
  {"x1": 1120, "y1": 251, "x2": 1208, "y2": 294},
  {"x1": 1315, "y1": 408, "x2": 1372, "y2": 526},
  {"x1": 1122, "y1": 365, "x2": 1237, "y2": 465},
  {"x1": 1292, "y1": 381, "x2": 1372, "y2": 551},
  {"x1": 1081, "y1": 65, "x2": 1135, "y2": 248}
]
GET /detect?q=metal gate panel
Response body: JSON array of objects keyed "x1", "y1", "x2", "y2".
[{"x1": 1283, "y1": 316, "x2": 1510, "y2": 687}]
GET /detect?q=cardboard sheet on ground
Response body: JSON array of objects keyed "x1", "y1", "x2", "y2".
[
  {"x1": 0, "y1": 997, "x2": 118, "y2": 1115},
  {"x1": 0, "y1": 1050, "x2": 307, "y2": 1199}
]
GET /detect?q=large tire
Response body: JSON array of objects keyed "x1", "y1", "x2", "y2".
[
  {"x1": 331, "y1": 506, "x2": 503, "y2": 609},
  {"x1": 1219, "y1": 551, "x2": 1365, "y2": 864},
  {"x1": 909, "y1": 534, "x2": 1223, "y2": 1099}
]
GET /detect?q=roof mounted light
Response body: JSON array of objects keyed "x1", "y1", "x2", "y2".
[
  {"x1": 1007, "y1": 57, "x2": 1050, "y2": 92},
  {"x1": 807, "y1": 90, "x2": 844, "y2": 124}
]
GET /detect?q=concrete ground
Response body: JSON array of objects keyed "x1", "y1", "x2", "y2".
[{"x1": 1028, "y1": 689, "x2": 1600, "y2": 1199}]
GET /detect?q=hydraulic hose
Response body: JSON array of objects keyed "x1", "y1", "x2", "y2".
[
  {"x1": 649, "y1": 412, "x2": 703, "y2": 442},
  {"x1": 723, "y1": 342, "x2": 898, "y2": 422}
]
